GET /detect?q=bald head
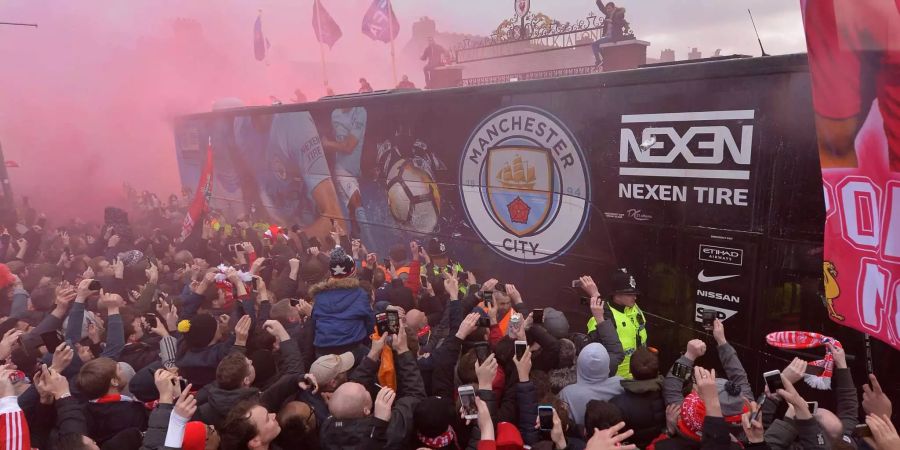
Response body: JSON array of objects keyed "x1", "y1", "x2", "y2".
[
  {"x1": 814, "y1": 408, "x2": 843, "y2": 439},
  {"x1": 406, "y1": 309, "x2": 427, "y2": 331},
  {"x1": 329, "y1": 382, "x2": 371, "y2": 419}
]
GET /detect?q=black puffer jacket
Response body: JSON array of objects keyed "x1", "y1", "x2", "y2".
[{"x1": 610, "y1": 376, "x2": 665, "y2": 449}]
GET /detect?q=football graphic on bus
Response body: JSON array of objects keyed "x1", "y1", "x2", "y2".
[{"x1": 385, "y1": 160, "x2": 441, "y2": 233}]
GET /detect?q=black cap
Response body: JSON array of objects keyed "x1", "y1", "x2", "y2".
[
  {"x1": 426, "y1": 237, "x2": 447, "y2": 257},
  {"x1": 610, "y1": 267, "x2": 639, "y2": 295}
]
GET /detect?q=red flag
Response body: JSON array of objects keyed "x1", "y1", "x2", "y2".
[
  {"x1": 4, "y1": 161, "x2": 19, "y2": 168},
  {"x1": 181, "y1": 142, "x2": 214, "y2": 241}
]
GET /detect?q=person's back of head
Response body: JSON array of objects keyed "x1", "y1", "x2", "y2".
[
  {"x1": 76, "y1": 357, "x2": 119, "y2": 400},
  {"x1": 388, "y1": 245, "x2": 408, "y2": 265},
  {"x1": 219, "y1": 400, "x2": 259, "y2": 450},
  {"x1": 216, "y1": 352, "x2": 252, "y2": 390},
  {"x1": 629, "y1": 348, "x2": 659, "y2": 381},
  {"x1": 276, "y1": 401, "x2": 320, "y2": 449},
  {"x1": 270, "y1": 299, "x2": 299, "y2": 324},
  {"x1": 457, "y1": 349, "x2": 477, "y2": 385},
  {"x1": 558, "y1": 338, "x2": 576, "y2": 368},
  {"x1": 329, "y1": 382, "x2": 372, "y2": 419},
  {"x1": 584, "y1": 400, "x2": 623, "y2": 436}
]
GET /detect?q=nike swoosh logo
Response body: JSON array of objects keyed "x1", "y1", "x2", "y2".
[{"x1": 697, "y1": 270, "x2": 740, "y2": 283}]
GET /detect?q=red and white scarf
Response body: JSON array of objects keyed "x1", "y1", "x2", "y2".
[
  {"x1": 766, "y1": 331, "x2": 842, "y2": 389},
  {"x1": 418, "y1": 426, "x2": 459, "y2": 449}
]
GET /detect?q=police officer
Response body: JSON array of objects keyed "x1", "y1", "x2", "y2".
[
  {"x1": 582, "y1": 268, "x2": 647, "y2": 379},
  {"x1": 424, "y1": 237, "x2": 467, "y2": 295}
]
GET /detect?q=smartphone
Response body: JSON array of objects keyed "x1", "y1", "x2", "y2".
[
  {"x1": 515, "y1": 340, "x2": 527, "y2": 360},
  {"x1": 672, "y1": 362, "x2": 692, "y2": 381},
  {"x1": 476, "y1": 316, "x2": 490, "y2": 328},
  {"x1": 701, "y1": 310, "x2": 716, "y2": 330},
  {"x1": 474, "y1": 342, "x2": 490, "y2": 364},
  {"x1": 763, "y1": 370, "x2": 784, "y2": 393},
  {"x1": 171, "y1": 377, "x2": 189, "y2": 392},
  {"x1": 375, "y1": 312, "x2": 390, "y2": 335},
  {"x1": 143, "y1": 313, "x2": 158, "y2": 329},
  {"x1": 88, "y1": 280, "x2": 102, "y2": 291},
  {"x1": 532, "y1": 309, "x2": 544, "y2": 324},
  {"x1": 806, "y1": 401, "x2": 818, "y2": 413},
  {"x1": 571, "y1": 279, "x2": 583, "y2": 289},
  {"x1": 383, "y1": 258, "x2": 391, "y2": 268},
  {"x1": 458, "y1": 385, "x2": 478, "y2": 420},
  {"x1": 40, "y1": 331, "x2": 64, "y2": 352},
  {"x1": 386, "y1": 310, "x2": 400, "y2": 334},
  {"x1": 751, "y1": 395, "x2": 766, "y2": 422},
  {"x1": 538, "y1": 405, "x2": 554, "y2": 431},
  {"x1": 482, "y1": 290, "x2": 493, "y2": 306},
  {"x1": 854, "y1": 424, "x2": 873, "y2": 438}
]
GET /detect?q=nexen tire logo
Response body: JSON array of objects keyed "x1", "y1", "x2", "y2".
[
  {"x1": 459, "y1": 106, "x2": 590, "y2": 263},
  {"x1": 619, "y1": 110, "x2": 754, "y2": 180}
]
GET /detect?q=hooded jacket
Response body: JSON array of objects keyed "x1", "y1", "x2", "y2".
[
  {"x1": 310, "y1": 278, "x2": 374, "y2": 349},
  {"x1": 611, "y1": 376, "x2": 665, "y2": 449},
  {"x1": 558, "y1": 343, "x2": 624, "y2": 427},
  {"x1": 193, "y1": 385, "x2": 259, "y2": 429}
]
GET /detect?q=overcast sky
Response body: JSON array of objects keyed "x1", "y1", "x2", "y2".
[{"x1": 393, "y1": 0, "x2": 807, "y2": 59}]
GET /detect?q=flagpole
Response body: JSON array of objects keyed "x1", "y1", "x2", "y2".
[
  {"x1": 388, "y1": 0, "x2": 398, "y2": 87},
  {"x1": 314, "y1": 0, "x2": 329, "y2": 92}
]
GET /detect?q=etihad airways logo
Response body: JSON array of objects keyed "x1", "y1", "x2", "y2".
[{"x1": 619, "y1": 110, "x2": 754, "y2": 180}]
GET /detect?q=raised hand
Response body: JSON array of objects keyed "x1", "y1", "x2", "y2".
[
  {"x1": 580, "y1": 275, "x2": 601, "y2": 298},
  {"x1": 373, "y1": 386, "x2": 396, "y2": 421},
  {"x1": 742, "y1": 401, "x2": 765, "y2": 443},
  {"x1": 586, "y1": 422, "x2": 637, "y2": 450},
  {"x1": 862, "y1": 374, "x2": 892, "y2": 418},
  {"x1": 685, "y1": 339, "x2": 707, "y2": 361},
  {"x1": 173, "y1": 384, "x2": 197, "y2": 419},
  {"x1": 50, "y1": 343, "x2": 75, "y2": 372},
  {"x1": 234, "y1": 315, "x2": 252, "y2": 346},
  {"x1": 455, "y1": 313, "x2": 481, "y2": 340},
  {"x1": 475, "y1": 353, "x2": 498, "y2": 390}
]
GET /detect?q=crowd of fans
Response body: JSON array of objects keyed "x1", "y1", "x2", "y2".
[{"x1": 0, "y1": 191, "x2": 895, "y2": 450}]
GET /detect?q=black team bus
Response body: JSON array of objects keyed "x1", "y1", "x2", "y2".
[{"x1": 173, "y1": 53, "x2": 898, "y2": 400}]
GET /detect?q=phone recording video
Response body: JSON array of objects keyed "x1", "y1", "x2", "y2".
[
  {"x1": 701, "y1": 310, "x2": 716, "y2": 330},
  {"x1": 532, "y1": 309, "x2": 544, "y2": 324},
  {"x1": 376, "y1": 312, "x2": 390, "y2": 336},
  {"x1": 458, "y1": 386, "x2": 478, "y2": 419},
  {"x1": 386, "y1": 310, "x2": 400, "y2": 334},
  {"x1": 482, "y1": 290, "x2": 493, "y2": 306}
]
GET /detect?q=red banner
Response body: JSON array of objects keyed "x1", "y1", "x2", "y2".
[
  {"x1": 802, "y1": 0, "x2": 900, "y2": 349},
  {"x1": 180, "y1": 142, "x2": 214, "y2": 241}
]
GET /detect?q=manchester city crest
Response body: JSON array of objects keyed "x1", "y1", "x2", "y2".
[{"x1": 459, "y1": 106, "x2": 590, "y2": 263}]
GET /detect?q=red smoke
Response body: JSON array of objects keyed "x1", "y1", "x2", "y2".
[{"x1": 0, "y1": 1, "x2": 423, "y2": 222}]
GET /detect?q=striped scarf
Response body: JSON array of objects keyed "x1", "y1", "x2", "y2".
[{"x1": 766, "y1": 331, "x2": 842, "y2": 389}]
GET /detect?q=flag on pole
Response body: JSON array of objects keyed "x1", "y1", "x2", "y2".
[
  {"x1": 181, "y1": 141, "x2": 214, "y2": 241},
  {"x1": 313, "y1": 0, "x2": 342, "y2": 48},
  {"x1": 361, "y1": 0, "x2": 399, "y2": 43},
  {"x1": 253, "y1": 13, "x2": 270, "y2": 61}
]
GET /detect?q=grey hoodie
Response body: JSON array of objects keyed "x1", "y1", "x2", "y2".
[{"x1": 559, "y1": 343, "x2": 625, "y2": 427}]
